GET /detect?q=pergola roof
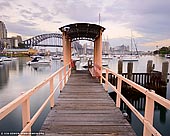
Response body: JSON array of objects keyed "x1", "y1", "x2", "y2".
[{"x1": 59, "y1": 23, "x2": 105, "y2": 42}]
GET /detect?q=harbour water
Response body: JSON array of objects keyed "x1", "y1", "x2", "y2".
[
  {"x1": 0, "y1": 57, "x2": 62, "y2": 134},
  {"x1": 0, "y1": 55, "x2": 170, "y2": 135}
]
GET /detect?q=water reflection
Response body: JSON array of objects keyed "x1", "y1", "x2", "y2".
[
  {"x1": 0, "y1": 57, "x2": 62, "y2": 135},
  {"x1": 0, "y1": 64, "x2": 9, "y2": 90}
]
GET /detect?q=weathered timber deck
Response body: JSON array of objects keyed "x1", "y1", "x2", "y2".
[{"x1": 40, "y1": 70, "x2": 136, "y2": 136}]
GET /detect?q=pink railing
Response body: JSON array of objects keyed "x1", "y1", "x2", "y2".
[
  {"x1": 0, "y1": 63, "x2": 71, "y2": 136},
  {"x1": 102, "y1": 67, "x2": 170, "y2": 136}
]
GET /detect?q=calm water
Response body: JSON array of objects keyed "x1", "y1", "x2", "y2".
[
  {"x1": 0, "y1": 57, "x2": 62, "y2": 134},
  {"x1": 0, "y1": 55, "x2": 170, "y2": 136}
]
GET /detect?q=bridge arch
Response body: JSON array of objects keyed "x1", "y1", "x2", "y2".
[{"x1": 22, "y1": 33, "x2": 62, "y2": 48}]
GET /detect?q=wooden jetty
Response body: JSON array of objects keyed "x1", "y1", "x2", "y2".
[{"x1": 40, "y1": 70, "x2": 136, "y2": 136}]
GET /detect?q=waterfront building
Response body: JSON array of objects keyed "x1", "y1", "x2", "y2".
[
  {"x1": 0, "y1": 21, "x2": 22, "y2": 50},
  {"x1": 102, "y1": 41, "x2": 110, "y2": 54},
  {"x1": 0, "y1": 21, "x2": 7, "y2": 39}
]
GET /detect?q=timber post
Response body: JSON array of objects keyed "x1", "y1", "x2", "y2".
[
  {"x1": 118, "y1": 60, "x2": 123, "y2": 74},
  {"x1": 147, "y1": 60, "x2": 153, "y2": 73},
  {"x1": 127, "y1": 62, "x2": 133, "y2": 80},
  {"x1": 50, "y1": 78, "x2": 54, "y2": 108},
  {"x1": 162, "y1": 61, "x2": 169, "y2": 85}
]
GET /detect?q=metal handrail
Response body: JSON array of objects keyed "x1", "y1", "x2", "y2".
[
  {"x1": 0, "y1": 63, "x2": 72, "y2": 136},
  {"x1": 102, "y1": 67, "x2": 170, "y2": 136}
]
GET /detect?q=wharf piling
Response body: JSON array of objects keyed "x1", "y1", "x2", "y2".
[
  {"x1": 104, "y1": 60, "x2": 169, "y2": 91},
  {"x1": 118, "y1": 60, "x2": 123, "y2": 74},
  {"x1": 127, "y1": 62, "x2": 133, "y2": 80},
  {"x1": 147, "y1": 60, "x2": 154, "y2": 73},
  {"x1": 162, "y1": 61, "x2": 169, "y2": 84}
]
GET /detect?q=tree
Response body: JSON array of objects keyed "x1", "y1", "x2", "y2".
[
  {"x1": 159, "y1": 47, "x2": 169, "y2": 54},
  {"x1": 18, "y1": 42, "x2": 26, "y2": 48}
]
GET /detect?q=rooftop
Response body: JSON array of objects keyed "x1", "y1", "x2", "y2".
[{"x1": 59, "y1": 23, "x2": 105, "y2": 42}]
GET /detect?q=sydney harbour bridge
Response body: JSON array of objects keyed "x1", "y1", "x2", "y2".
[
  {"x1": 20, "y1": 33, "x2": 92, "y2": 54},
  {"x1": 0, "y1": 32, "x2": 92, "y2": 54},
  {"x1": 21, "y1": 33, "x2": 63, "y2": 48}
]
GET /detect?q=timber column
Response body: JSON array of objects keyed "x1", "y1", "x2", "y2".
[
  {"x1": 94, "y1": 30, "x2": 103, "y2": 76},
  {"x1": 62, "y1": 31, "x2": 71, "y2": 66}
]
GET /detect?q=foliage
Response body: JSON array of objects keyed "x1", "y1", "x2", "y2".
[
  {"x1": 154, "y1": 46, "x2": 170, "y2": 55},
  {"x1": 18, "y1": 42, "x2": 26, "y2": 48}
]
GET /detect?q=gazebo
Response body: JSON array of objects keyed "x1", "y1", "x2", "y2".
[{"x1": 59, "y1": 23, "x2": 105, "y2": 77}]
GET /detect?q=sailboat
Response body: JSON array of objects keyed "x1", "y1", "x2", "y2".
[
  {"x1": 119, "y1": 32, "x2": 139, "y2": 61},
  {"x1": 51, "y1": 48, "x2": 61, "y2": 60}
]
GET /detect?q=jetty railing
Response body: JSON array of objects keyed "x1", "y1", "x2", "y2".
[
  {"x1": 0, "y1": 63, "x2": 72, "y2": 136},
  {"x1": 102, "y1": 67, "x2": 170, "y2": 136},
  {"x1": 106, "y1": 72, "x2": 164, "y2": 90}
]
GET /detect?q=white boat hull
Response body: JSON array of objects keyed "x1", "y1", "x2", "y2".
[
  {"x1": 118, "y1": 55, "x2": 139, "y2": 61},
  {"x1": 0, "y1": 58, "x2": 3, "y2": 64},
  {"x1": 51, "y1": 56, "x2": 61, "y2": 60},
  {"x1": 26, "y1": 56, "x2": 51, "y2": 65},
  {"x1": 1, "y1": 57, "x2": 12, "y2": 61}
]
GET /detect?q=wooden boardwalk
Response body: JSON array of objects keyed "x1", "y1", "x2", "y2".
[{"x1": 40, "y1": 70, "x2": 136, "y2": 136}]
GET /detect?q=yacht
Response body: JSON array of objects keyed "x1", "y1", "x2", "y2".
[
  {"x1": 51, "y1": 55, "x2": 61, "y2": 60},
  {"x1": 119, "y1": 55, "x2": 139, "y2": 61},
  {"x1": 1, "y1": 56, "x2": 12, "y2": 61},
  {"x1": 118, "y1": 32, "x2": 139, "y2": 62},
  {"x1": 72, "y1": 55, "x2": 80, "y2": 61},
  {"x1": 0, "y1": 58, "x2": 3, "y2": 64},
  {"x1": 165, "y1": 54, "x2": 170, "y2": 58},
  {"x1": 80, "y1": 60, "x2": 108, "y2": 68},
  {"x1": 26, "y1": 56, "x2": 51, "y2": 65}
]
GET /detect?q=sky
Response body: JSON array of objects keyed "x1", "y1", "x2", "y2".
[{"x1": 0, "y1": 0, "x2": 170, "y2": 51}]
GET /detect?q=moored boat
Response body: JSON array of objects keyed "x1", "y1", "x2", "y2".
[
  {"x1": 165, "y1": 54, "x2": 170, "y2": 58},
  {"x1": 119, "y1": 55, "x2": 139, "y2": 61},
  {"x1": 1, "y1": 56, "x2": 12, "y2": 61},
  {"x1": 51, "y1": 55, "x2": 61, "y2": 60},
  {"x1": 26, "y1": 56, "x2": 51, "y2": 65},
  {"x1": 0, "y1": 58, "x2": 3, "y2": 64}
]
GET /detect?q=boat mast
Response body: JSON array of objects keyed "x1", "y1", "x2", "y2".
[
  {"x1": 131, "y1": 31, "x2": 133, "y2": 55},
  {"x1": 99, "y1": 13, "x2": 101, "y2": 25},
  {"x1": 131, "y1": 31, "x2": 139, "y2": 56},
  {"x1": 133, "y1": 38, "x2": 139, "y2": 55}
]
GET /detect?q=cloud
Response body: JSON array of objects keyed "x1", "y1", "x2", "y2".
[
  {"x1": 19, "y1": 20, "x2": 37, "y2": 27},
  {"x1": 51, "y1": 0, "x2": 103, "y2": 23},
  {"x1": 101, "y1": 1, "x2": 170, "y2": 37},
  {"x1": 6, "y1": 21, "x2": 49, "y2": 38},
  {"x1": 53, "y1": 21, "x2": 62, "y2": 24},
  {"x1": 30, "y1": 2, "x2": 53, "y2": 21},
  {"x1": 142, "y1": 39, "x2": 170, "y2": 47},
  {"x1": 124, "y1": 1, "x2": 170, "y2": 38},
  {"x1": 0, "y1": 1, "x2": 11, "y2": 11}
]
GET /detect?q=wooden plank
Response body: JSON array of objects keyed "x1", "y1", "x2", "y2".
[
  {"x1": 41, "y1": 125, "x2": 136, "y2": 135},
  {"x1": 42, "y1": 134, "x2": 136, "y2": 136},
  {"x1": 41, "y1": 70, "x2": 136, "y2": 136}
]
